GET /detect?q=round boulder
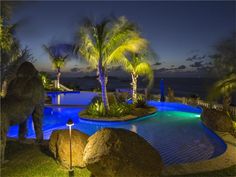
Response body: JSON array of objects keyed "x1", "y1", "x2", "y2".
[
  {"x1": 49, "y1": 129, "x2": 89, "y2": 168},
  {"x1": 83, "y1": 128, "x2": 163, "y2": 177},
  {"x1": 201, "y1": 108, "x2": 233, "y2": 132}
]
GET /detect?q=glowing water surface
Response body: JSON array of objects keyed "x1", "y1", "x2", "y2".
[{"x1": 7, "y1": 99, "x2": 226, "y2": 166}]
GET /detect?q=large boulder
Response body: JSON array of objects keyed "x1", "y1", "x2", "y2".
[
  {"x1": 83, "y1": 128, "x2": 163, "y2": 177},
  {"x1": 49, "y1": 129, "x2": 89, "y2": 168},
  {"x1": 201, "y1": 108, "x2": 233, "y2": 132}
]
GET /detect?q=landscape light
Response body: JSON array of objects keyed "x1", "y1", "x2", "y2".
[{"x1": 66, "y1": 118, "x2": 74, "y2": 177}]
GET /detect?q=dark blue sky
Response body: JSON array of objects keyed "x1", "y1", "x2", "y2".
[{"x1": 12, "y1": 1, "x2": 235, "y2": 77}]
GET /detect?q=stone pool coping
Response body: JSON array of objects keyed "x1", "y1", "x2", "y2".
[{"x1": 161, "y1": 131, "x2": 236, "y2": 176}]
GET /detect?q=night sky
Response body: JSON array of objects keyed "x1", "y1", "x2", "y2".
[{"x1": 11, "y1": 1, "x2": 235, "y2": 77}]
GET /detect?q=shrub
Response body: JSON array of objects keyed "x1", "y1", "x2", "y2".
[
  {"x1": 135, "y1": 95, "x2": 147, "y2": 108},
  {"x1": 167, "y1": 87, "x2": 175, "y2": 102},
  {"x1": 115, "y1": 92, "x2": 130, "y2": 103},
  {"x1": 86, "y1": 100, "x2": 106, "y2": 117},
  {"x1": 86, "y1": 97, "x2": 132, "y2": 117},
  {"x1": 108, "y1": 103, "x2": 132, "y2": 117}
]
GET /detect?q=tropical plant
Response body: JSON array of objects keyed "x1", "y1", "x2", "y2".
[
  {"x1": 87, "y1": 100, "x2": 106, "y2": 117},
  {"x1": 121, "y1": 52, "x2": 153, "y2": 103},
  {"x1": 43, "y1": 44, "x2": 71, "y2": 89},
  {"x1": 135, "y1": 94, "x2": 147, "y2": 108},
  {"x1": 75, "y1": 16, "x2": 147, "y2": 113},
  {"x1": 39, "y1": 72, "x2": 52, "y2": 89},
  {"x1": 109, "y1": 102, "x2": 131, "y2": 116},
  {"x1": 0, "y1": 2, "x2": 34, "y2": 96},
  {"x1": 208, "y1": 73, "x2": 236, "y2": 113},
  {"x1": 167, "y1": 87, "x2": 175, "y2": 102},
  {"x1": 210, "y1": 32, "x2": 236, "y2": 77},
  {"x1": 86, "y1": 99, "x2": 131, "y2": 117},
  {"x1": 208, "y1": 33, "x2": 236, "y2": 115}
]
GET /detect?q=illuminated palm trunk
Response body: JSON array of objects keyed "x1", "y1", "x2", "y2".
[
  {"x1": 98, "y1": 62, "x2": 110, "y2": 112},
  {"x1": 56, "y1": 67, "x2": 61, "y2": 89},
  {"x1": 131, "y1": 73, "x2": 138, "y2": 103},
  {"x1": 223, "y1": 94, "x2": 231, "y2": 113}
]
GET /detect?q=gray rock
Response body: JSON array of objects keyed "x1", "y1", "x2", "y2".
[
  {"x1": 49, "y1": 129, "x2": 89, "y2": 168},
  {"x1": 1, "y1": 62, "x2": 44, "y2": 163},
  {"x1": 83, "y1": 128, "x2": 163, "y2": 177},
  {"x1": 201, "y1": 108, "x2": 233, "y2": 132}
]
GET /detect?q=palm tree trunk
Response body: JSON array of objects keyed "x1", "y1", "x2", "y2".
[
  {"x1": 56, "y1": 67, "x2": 61, "y2": 89},
  {"x1": 131, "y1": 73, "x2": 138, "y2": 103},
  {"x1": 98, "y1": 63, "x2": 109, "y2": 113},
  {"x1": 223, "y1": 94, "x2": 231, "y2": 113}
]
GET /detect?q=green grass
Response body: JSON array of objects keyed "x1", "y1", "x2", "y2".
[
  {"x1": 1, "y1": 141, "x2": 91, "y2": 177},
  {"x1": 1, "y1": 141, "x2": 236, "y2": 177}
]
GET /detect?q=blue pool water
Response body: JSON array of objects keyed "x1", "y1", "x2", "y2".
[
  {"x1": 47, "y1": 91, "x2": 97, "y2": 105},
  {"x1": 7, "y1": 92, "x2": 226, "y2": 166}
]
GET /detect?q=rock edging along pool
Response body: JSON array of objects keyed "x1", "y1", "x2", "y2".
[{"x1": 7, "y1": 91, "x2": 226, "y2": 166}]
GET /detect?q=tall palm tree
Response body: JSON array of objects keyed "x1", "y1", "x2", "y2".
[
  {"x1": 43, "y1": 45, "x2": 69, "y2": 89},
  {"x1": 121, "y1": 52, "x2": 153, "y2": 103},
  {"x1": 76, "y1": 16, "x2": 147, "y2": 112},
  {"x1": 208, "y1": 73, "x2": 236, "y2": 112}
]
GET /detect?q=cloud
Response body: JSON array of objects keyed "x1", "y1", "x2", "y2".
[
  {"x1": 177, "y1": 65, "x2": 186, "y2": 69},
  {"x1": 70, "y1": 67, "x2": 80, "y2": 72},
  {"x1": 186, "y1": 55, "x2": 206, "y2": 61},
  {"x1": 190, "y1": 61, "x2": 203, "y2": 67},
  {"x1": 155, "y1": 67, "x2": 170, "y2": 72},
  {"x1": 153, "y1": 62, "x2": 162, "y2": 66},
  {"x1": 196, "y1": 66, "x2": 212, "y2": 72}
]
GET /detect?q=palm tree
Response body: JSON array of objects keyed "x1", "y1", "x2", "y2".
[
  {"x1": 121, "y1": 52, "x2": 153, "y2": 103},
  {"x1": 43, "y1": 45, "x2": 68, "y2": 89},
  {"x1": 75, "y1": 16, "x2": 147, "y2": 112},
  {"x1": 208, "y1": 73, "x2": 236, "y2": 113}
]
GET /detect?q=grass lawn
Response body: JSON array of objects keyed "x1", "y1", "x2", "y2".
[
  {"x1": 1, "y1": 141, "x2": 236, "y2": 177},
  {"x1": 1, "y1": 141, "x2": 91, "y2": 177}
]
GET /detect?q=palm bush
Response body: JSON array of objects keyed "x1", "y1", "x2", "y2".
[
  {"x1": 120, "y1": 51, "x2": 154, "y2": 103},
  {"x1": 43, "y1": 44, "x2": 73, "y2": 89},
  {"x1": 208, "y1": 73, "x2": 236, "y2": 115},
  {"x1": 75, "y1": 16, "x2": 147, "y2": 113}
]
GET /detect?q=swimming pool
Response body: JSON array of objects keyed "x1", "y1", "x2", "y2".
[
  {"x1": 47, "y1": 91, "x2": 97, "y2": 105},
  {"x1": 7, "y1": 92, "x2": 226, "y2": 166}
]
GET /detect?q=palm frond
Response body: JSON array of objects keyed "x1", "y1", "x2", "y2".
[
  {"x1": 135, "y1": 61, "x2": 154, "y2": 88},
  {"x1": 76, "y1": 26, "x2": 99, "y2": 69},
  {"x1": 105, "y1": 36, "x2": 147, "y2": 66},
  {"x1": 208, "y1": 73, "x2": 236, "y2": 100}
]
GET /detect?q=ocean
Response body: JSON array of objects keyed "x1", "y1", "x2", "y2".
[{"x1": 61, "y1": 76, "x2": 236, "y2": 104}]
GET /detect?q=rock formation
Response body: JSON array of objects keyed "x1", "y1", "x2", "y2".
[
  {"x1": 83, "y1": 128, "x2": 163, "y2": 177},
  {"x1": 201, "y1": 108, "x2": 233, "y2": 132},
  {"x1": 1, "y1": 62, "x2": 44, "y2": 163},
  {"x1": 49, "y1": 129, "x2": 89, "y2": 168}
]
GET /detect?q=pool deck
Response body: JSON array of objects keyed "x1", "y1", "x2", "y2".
[{"x1": 162, "y1": 131, "x2": 236, "y2": 176}]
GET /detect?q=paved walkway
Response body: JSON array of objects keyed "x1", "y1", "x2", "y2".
[{"x1": 162, "y1": 132, "x2": 236, "y2": 176}]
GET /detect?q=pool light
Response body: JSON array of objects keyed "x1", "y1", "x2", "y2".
[{"x1": 66, "y1": 118, "x2": 74, "y2": 176}]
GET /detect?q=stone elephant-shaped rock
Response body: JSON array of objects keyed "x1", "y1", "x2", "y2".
[{"x1": 1, "y1": 62, "x2": 44, "y2": 163}]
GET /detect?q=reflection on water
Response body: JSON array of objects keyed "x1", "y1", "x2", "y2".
[
  {"x1": 48, "y1": 91, "x2": 97, "y2": 105},
  {"x1": 130, "y1": 125, "x2": 137, "y2": 133}
]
